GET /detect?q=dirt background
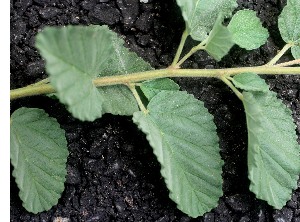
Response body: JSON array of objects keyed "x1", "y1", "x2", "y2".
[{"x1": 10, "y1": 0, "x2": 300, "y2": 221}]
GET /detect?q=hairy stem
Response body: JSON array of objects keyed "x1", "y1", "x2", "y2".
[
  {"x1": 128, "y1": 83, "x2": 147, "y2": 114},
  {"x1": 267, "y1": 43, "x2": 293, "y2": 66},
  {"x1": 170, "y1": 29, "x2": 189, "y2": 68},
  {"x1": 10, "y1": 66, "x2": 300, "y2": 100}
]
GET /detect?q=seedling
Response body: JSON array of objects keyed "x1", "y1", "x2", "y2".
[{"x1": 10, "y1": 0, "x2": 300, "y2": 218}]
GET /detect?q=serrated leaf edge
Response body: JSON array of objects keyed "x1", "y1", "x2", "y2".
[{"x1": 10, "y1": 108, "x2": 68, "y2": 213}]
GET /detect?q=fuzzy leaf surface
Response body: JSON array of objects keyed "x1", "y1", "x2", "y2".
[
  {"x1": 10, "y1": 108, "x2": 68, "y2": 213},
  {"x1": 133, "y1": 91, "x2": 223, "y2": 218},
  {"x1": 232, "y1": 72, "x2": 269, "y2": 92},
  {"x1": 98, "y1": 32, "x2": 153, "y2": 115},
  {"x1": 228, "y1": 9, "x2": 269, "y2": 50},
  {"x1": 176, "y1": 0, "x2": 237, "y2": 41},
  {"x1": 36, "y1": 25, "x2": 112, "y2": 121},
  {"x1": 100, "y1": 33, "x2": 153, "y2": 76},
  {"x1": 140, "y1": 78, "x2": 180, "y2": 101},
  {"x1": 243, "y1": 91, "x2": 300, "y2": 209},
  {"x1": 204, "y1": 16, "x2": 234, "y2": 61},
  {"x1": 278, "y1": 0, "x2": 300, "y2": 59},
  {"x1": 291, "y1": 46, "x2": 300, "y2": 59}
]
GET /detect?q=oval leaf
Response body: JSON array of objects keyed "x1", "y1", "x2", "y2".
[
  {"x1": 232, "y1": 72, "x2": 269, "y2": 92},
  {"x1": 278, "y1": 0, "x2": 300, "y2": 44},
  {"x1": 278, "y1": 0, "x2": 300, "y2": 59},
  {"x1": 204, "y1": 15, "x2": 234, "y2": 61},
  {"x1": 176, "y1": 0, "x2": 237, "y2": 41},
  {"x1": 133, "y1": 91, "x2": 223, "y2": 218},
  {"x1": 36, "y1": 25, "x2": 114, "y2": 121},
  {"x1": 140, "y1": 78, "x2": 180, "y2": 101},
  {"x1": 10, "y1": 108, "x2": 68, "y2": 213},
  {"x1": 228, "y1": 9, "x2": 269, "y2": 50},
  {"x1": 243, "y1": 91, "x2": 300, "y2": 209}
]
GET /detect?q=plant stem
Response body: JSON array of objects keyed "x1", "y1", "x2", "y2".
[
  {"x1": 176, "y1": 38, "x2": 208, "y2": 67},
  {"x1": 10, "y1": 66, "x2": 300, "y2": 100},
  {"x1": 220, "y1": 76, "x2": 243, "y2": 100},
  {"x1": 91, "y1": 66, "x2": 300, "y2": 86},
  {"x1": 170, "y1": 29, "x2": 189, "y2": 68},
  {"x1": 30, "y1": 78, "x2": 50, "y2": 86},
  {"x1": 10, "y1": 84, "x2": 55, "y2": 100},
  {"x1": 267, "y1": 43, "x2": 293, "y2": 66},
  {"x1": 128, "y1": 83, "x2": 148, "y2": 114},
  {"x1": 274, "y1": 59, "x2": 300, "y2": 67}
]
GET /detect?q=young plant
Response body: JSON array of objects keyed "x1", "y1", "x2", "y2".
[{"x1": 10, "y1": 0, "x2": 300, "y2": 218}]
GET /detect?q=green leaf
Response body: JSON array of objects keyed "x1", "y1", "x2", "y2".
[
  {"x1": 100, "y1": 33, "x2": 153, "y2": 76},
  {"x1": 278, "y1": 0, "x2": 300, "y2": 59},
  {"x1": 278, "y1": 0, "x2": 300, "y2": 44},
  {"x1": 291, "y1": 45, "x2": 300, "y2": 59},
  {"x1": 232, "y1": 72, "x2": 269, "y2": 92},
  {"x1": 98, "y1": 31, "x2": 153, "y2": 115},
  {"x1": 35, "y1": 25, "x2": 113, "y2": 121},
  {"x1": 243, "y1": 91, "x2": 300, "y2": 209},
  {"x1": 99, "y1": 85, "x2": 139, "y2": 115},
  {"x1": 176, "y1": 0, "x2": 237, "y2": 41},
  {"x1": 228, "y1": 9, "x2": 269, "y2": 50},
  {"x1": 204, "y1": 15, "x2": 234, "y2": 61},
  {"x1": 36, "y1": 25, "x2": 142, "y2": 121},
  {"x1": 133, "y1": 91, "x2": 223, "y2": 218},
  {"x1": 10, "y1": 108, "x2": 68, "y2": 213},
  {"x1": 140, "y1": 78, "x2": 180, "y2": 101}
]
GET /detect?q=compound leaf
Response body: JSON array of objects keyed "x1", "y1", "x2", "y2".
[
  {"x1": 243, "y1": 91, "x2": 300, "y2": 209},
  {"x1": 278, "y1": 0, "x2": 300, "y2": 59},
  {"x1": 228, "y1": 9, "x2": 269, "y2": 50},
  {"x1": 176, "y1": 0, "x2": 237, "y2": 41},
  {"x1": 204, "y1": 15, "x2": 234, "y2": 61},
  {"x1": 36, "y1": 25, "x2": 113, "y2": 121},
  {"x1": 232, "y1": 72, "x2": 269, "y2": 92},
  {"x1": 133, "y1": 91, "x2": 223, "y2": 218},
  {"x1": 10, "y1": 108, "x2": 68, "y2": 213},
  {"x1": 140, "y1": 78, "x2": 180, "y2": 101}
]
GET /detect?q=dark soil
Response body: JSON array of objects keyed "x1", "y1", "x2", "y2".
[{"x1": 10, "y1": 0, "x2": 300, "y2": 221}]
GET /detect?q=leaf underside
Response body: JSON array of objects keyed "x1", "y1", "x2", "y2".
[
  {"x1": 204, "y1": 15, "x2": 234, "y2": 61},
  {"x1": 278, "y1": 0, "x2": 300, "y2": 59},
  {"x1": 176, "y1": 0, "x2": 237, "y2": 41},
  {"x1": 10, "y1": 108, "x2": 68, "y2": 214},
  {"x1": 243, "y1": 90, "x2": 300, "y2": 209},
  {"x1": 232, "y1": 72, "x2": 269, "y2": 92},
  {"x1": 133, "y1": 91, "x2": 223, "y2": 218},
  {"x1": 228, "y1": 9, "x2": 269, "y2": 50}
]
